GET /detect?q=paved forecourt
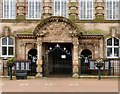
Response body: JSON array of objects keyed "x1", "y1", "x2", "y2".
[{"x1": 1, "y1": 78, "x2": 119, "y2": 92}]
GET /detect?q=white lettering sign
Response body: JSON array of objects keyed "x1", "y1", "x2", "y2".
[{"x1": 61, "y1": 55, "x2": 66, "y2": 59}]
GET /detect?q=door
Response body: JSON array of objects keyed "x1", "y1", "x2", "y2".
[
  {"x1": 28, "y1": 49, "x2": 37, "y2": 76},
  {"x1": 80, "y1": 49, "x2": 92, "y2": 75},
  {"x1": 43, "y1": 44, "x2": 72, "y2": 77}
]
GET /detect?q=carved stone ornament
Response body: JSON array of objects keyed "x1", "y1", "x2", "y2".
[
  {"x1": 2, "y1": 26, "x2": 11, "y2": 37},
  {"x1": 110, "y1": 27, "x2": 117, "y2": 37},
  {"x1": 33, "y1": 16, "x2": 81, "y2": 37}
]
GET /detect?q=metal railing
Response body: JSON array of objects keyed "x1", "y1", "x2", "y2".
[
  {"x1": 109, "y1": 58, "x2": 120, "y2": 76},
  {"x1": 79, "y1": 58, "x2": 120, "y2": 76}
]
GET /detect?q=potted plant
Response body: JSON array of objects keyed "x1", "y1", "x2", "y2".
[{"x1": 95, "y1": 58, "x2": 104, "y2": 68}]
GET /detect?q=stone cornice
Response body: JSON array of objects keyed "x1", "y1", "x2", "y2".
[
  {"x1": 17, "y1": 33, "x2": 37, "y2": 39},
  {"x1": 79, "y1": 35, "x2": 103, "y2": 39}
]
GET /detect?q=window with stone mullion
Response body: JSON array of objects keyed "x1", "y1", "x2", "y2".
[
  {"x1": 107, "y1": 38, "x2": 120, "y2": 58},
  {"x1": 106, "y1": 0, "x2": 119, "y2": 20},
  {"x1": 1, "y1": 37, "x2": 14, "y2": 57},
  {"x1": 61, "y1": 0, "x2": 67, "y2": 17},
  {"x1": 54, "y1": 0, "x2": 67, "y2": 17},
  {"x1": 28, "y1": 0, "x2": 41, "y2": 19},
  {"x1": 80, "y1": 0, "x2": 93, "y2": 20},
  {"x1": 3, "y1": 0, "x2": 16, "y2": 19}
]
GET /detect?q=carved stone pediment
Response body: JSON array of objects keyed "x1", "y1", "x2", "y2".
[
  {"x1": 33, "y1": 16, "x2": 81, "y2": 38},
  {"x1": 44, "y1": 22, "x2": 72, "y2": 37}
]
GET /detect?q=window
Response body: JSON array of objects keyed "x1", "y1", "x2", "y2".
[
  {"x1": 106, "y1": 0, "x2": 119, "y2": 20},
  {"x1": 105, "y1": 61, "x2": 109, "y2": 69},
  {"x1": 28, "y1": 0, "x2": 41, "y2": 19},
  {"x1": 54, "y1": 0, "x2": 68, "y2": 17},
  {"x1": 107, "y1": 38, "x2": 120, "y2": 58},
  {"x1": 26, "y1": 63, "x2": 29, "y2": 70},
  {"x1": 15, "y1": 62, "x2": 30, "y2": 71},
  {"x1": 90, "y1": 60, "x2": 94, "y2": 69},
  {"x1": 21, "y1": 62, "x2": 24, "y2": 70},
  {"x1": 1, "y1": 37, "x2": 14, "y2": 57},
  {"x1": 3, "y1": 0, "x2": 16, "y2": 19},
  {"x1": 79, "y1": 0, "x2": 93, "y2": 20},
  {"x1": 16, "y1": 62, "x2": 19, "y2": 70}
]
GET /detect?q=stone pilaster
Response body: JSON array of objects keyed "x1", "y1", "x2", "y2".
[
  {"x1": 36, "y1": 37, "x2": 43, "y2": 77},
  {"x1": 16, "y1": 0, "x2": 26, "y2": 20},
  {"x1": 99, "y1": 38, "x2": 103, "y2": 58},
  {"x1": 72, "y1": 37, "x2": 79, "y2": 78},
  {"x1": 69, "y1": 0, "x2": 79, "y2": 20},
  {"x1": 95, "y1": 0, "x2": 105, "y2": 21},
  {"x1": 42, "y1": 0, "x2": 52, "y2": 19}
]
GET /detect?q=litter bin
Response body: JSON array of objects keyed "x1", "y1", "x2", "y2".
[{"x1": 16, "y1": 70, "x2": 27, "y2": 79}]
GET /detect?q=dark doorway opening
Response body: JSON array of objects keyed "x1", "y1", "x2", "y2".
[
  {"x1": 28, "y1": 49, "x2": 37, "y2": 76},
  {"x1": 43, "y1": 43, "x2": 72, "y2": 77},
  {"x1": 80, "y1": 49, "x2": 92, "y2": 75}
]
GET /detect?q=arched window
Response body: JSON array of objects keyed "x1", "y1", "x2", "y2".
[
  {"x1": 54, "y1": 0, "x2": 68, "y2": 17},
  {"x1": 107, "y1": 37, "x2": 120, "y2": 58},
  {"x1": 1, "y1": 37, "x2": 14, "y2": 57}
]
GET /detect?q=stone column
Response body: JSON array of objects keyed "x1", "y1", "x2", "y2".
[
  {"x1": 72, "y1": 38, "x2": 79, "y2": 78},
  {"x1": 36, "y1": 38, "x2": 43, "y2": 77}
]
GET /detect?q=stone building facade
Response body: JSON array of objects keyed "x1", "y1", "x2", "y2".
[{"x1": 0, "y1": 0, "x2": 120, "y2": 77}]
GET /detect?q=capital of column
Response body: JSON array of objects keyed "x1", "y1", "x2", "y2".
[
  {"x1": 73, "y1": 42, "x2": 79, "y2": 47},
  {"x1": 73, "y1": 37, "x2": 79, "y2": 47}
]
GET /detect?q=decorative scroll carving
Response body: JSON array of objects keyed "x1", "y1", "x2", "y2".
[
  {"x1": 43, "y1": 22, "x2": 72, "y2": 37},
  {"x1": 2, "y1": 26, "x2": 11, "y2": 37},
  {"x1": 110, "y1": 27, "x2": 117, "y2": 37},
  {"x1": 33, "y1": 16, "x2": 81, "y2": 37}
]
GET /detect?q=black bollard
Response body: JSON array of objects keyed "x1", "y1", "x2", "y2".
[
  {"x1": 95, "y1": 58, "x2": 104, "y2": 80},
  {"x1": 98, "y1": 67, "x2": 101, "y2": 80},
  {"x1": 10, "y1": 66, "x2": 12, "y2": 80}
]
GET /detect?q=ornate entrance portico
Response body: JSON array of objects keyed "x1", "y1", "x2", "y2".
[{"x1": 33, "y1": 16, "x2": 82, "y2": 78}]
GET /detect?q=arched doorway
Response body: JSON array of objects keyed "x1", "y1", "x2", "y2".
[
  {"x1": 28, "y1": 49, "x2": 37, "y2": 76},
  {"x1": 43, "y1": 43, "x2": 72, "y2": 77},
  {"x1": 80, "y1": 49, "x2": 92, "y2": 75},
  {"x1": 33, "y1": 16, "x2": 81, "y2": 78}
]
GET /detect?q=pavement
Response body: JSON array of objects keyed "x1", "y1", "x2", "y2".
[{"x1": 1, "y1": 77, "x2": 119, "y2": 92}]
